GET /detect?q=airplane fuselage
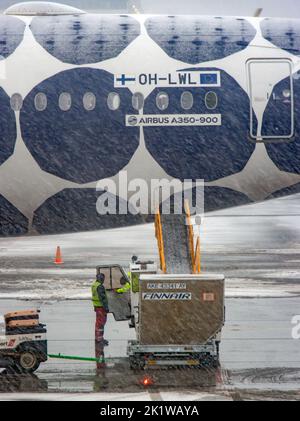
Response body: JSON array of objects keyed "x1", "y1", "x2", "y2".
[{"x1": 0, "y1": 3, "x2": 300, "y2": 235}]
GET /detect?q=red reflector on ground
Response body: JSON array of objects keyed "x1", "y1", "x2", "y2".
[{"x1": 140, "y1": 375, "x2": 154, "y2": 387}]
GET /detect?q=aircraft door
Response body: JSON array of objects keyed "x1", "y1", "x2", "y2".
[
  {"x1": 248, "y1": 59, "x2": 294, "y2": 141},
  {"x1": 96, "y1": 265, "x2": 131, "y2": 321}
]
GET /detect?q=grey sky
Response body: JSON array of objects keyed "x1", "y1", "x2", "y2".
[{"x1": 0, "y1": 0, "x2": 299, "y2": 17}]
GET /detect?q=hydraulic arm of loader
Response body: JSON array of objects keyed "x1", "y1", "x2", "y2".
[
  {"x1": 155, "y1": 210, "x2": 167, "y2": 274},
  {"x1": 155, "y1": 201, "x2": 201, "y2": 275}
]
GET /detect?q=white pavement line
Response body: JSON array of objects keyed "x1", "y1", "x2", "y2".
[
  {"x1": 159, "y1": 392, "x2": 232, "y2": 401},
  {"x1": 149, "y1": 391, "x2": 163, "y2": 401}
]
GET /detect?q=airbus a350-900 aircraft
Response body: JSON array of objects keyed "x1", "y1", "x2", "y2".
[{"x1": 0, "y1": 1, "x2": 299, "y2": 235}]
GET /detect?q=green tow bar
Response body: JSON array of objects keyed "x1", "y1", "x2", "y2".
[{"x1": 48, "y1": 353, "x2": 104, "y2": 363}]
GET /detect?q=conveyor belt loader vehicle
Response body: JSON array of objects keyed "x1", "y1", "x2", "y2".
[{"x1": 99, "y1": 203, "x2": 225, "y2": 369}]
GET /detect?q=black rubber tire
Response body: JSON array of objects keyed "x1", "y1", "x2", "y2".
[
  {"x1": 129, "y1": 356, "x2": 145, "y2": 370},
  {"x1": 198, "y1": 354, "x2": 220, "y2": 369},
  {"x1": 205, "y1": 356, "x2": 220, "y2": 369},
  {"x1": 211, "y1": 357, "x2": 220, "y2": 369},
  {"x1": 15, "y1": 351, "x2": 40, "y2": 373}
]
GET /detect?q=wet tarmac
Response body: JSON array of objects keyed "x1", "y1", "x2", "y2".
[{"x1": 0, "y1": 195, "x2": 300, "y2": 400}]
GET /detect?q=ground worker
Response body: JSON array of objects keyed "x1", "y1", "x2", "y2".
[
  {"x1": 116, "y1": 276, "x2": 131, "y2": 294},
  {"x1": 115, "y1": 255, "x2": 137, "y2": 294},
  {"x1": 91, "y1": 273, "x2": 109, "y2": 346}
]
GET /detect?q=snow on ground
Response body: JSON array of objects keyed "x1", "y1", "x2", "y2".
[
  {"x1": 0, "y1": 391, "x2": 232, "y2": 401},
  {"x1": 0, "y1": 195, "x2": 300, "y2": 398},
  {"x1": 1, "y1": 195, "x2": 300, "y2": 300}
]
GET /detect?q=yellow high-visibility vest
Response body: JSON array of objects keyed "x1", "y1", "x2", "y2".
[
  {"x1": 91, "y1": 280, "x2": 103, "y2": 307},
  {"x1": 116, "y1": 282, "x2": 131, "y2": 294}
]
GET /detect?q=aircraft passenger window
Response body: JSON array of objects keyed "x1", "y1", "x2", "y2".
[
  {"x1": 132, "y1": 92, "x2": 144, "y2": 110},
  {"x1": 10, "y1": 93, "x2": 23, "y2": 111},
  {"x1": 180, "y1": 91, "x2": 193, "y2": 110},
  {"x1": 205, "y1": 91, "x2": 218, "y2": 110},
  {"x1": 34, "y1": 93, "x2": 47, "y2": 111},
  {"x1": 83, "y1": 92, "x2": 96, "y2": 111},
  {"x1": 59, "y1": 92, "x2": 72, "y2": 111},
  {"x1": 156, "y1": 92, "x2": 169, "y2": 111},
  {"x1": 107, "y1": 92, "x2": 120, "y2": 111}
]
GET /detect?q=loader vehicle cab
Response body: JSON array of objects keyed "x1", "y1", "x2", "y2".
[
  {"x1": 96, "y1": 262, "x2": 157, "y2": 325},
  {"x1": 96, "y1": 264, "x2": 131, "y2": 321}
]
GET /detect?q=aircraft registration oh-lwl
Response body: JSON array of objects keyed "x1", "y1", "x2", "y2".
[
  {"x1": 115, "y1": 71, "x2": 221, "y2": 88},
  {"x1": 0, "y1": 1, "x2": 299, "y2": 235}
]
